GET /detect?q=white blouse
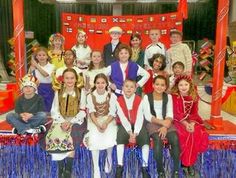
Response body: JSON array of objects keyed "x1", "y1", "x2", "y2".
[
  {"x1": 142, "y1": 94, "x2": 173, "y2": 122},
  {"x1": 50, "y1": 88, "x2": 86, "y2": 125},
  {"x1": 34, "y1": 63, "x2": 55, "y2": 83},
  {"x1": 86, "y1": 90, "x2": 117, "y2": 117}
]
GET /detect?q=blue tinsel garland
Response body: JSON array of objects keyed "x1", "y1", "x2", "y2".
[{"x1": 0, "y1": 135, "x2": 236, "y2": 178}]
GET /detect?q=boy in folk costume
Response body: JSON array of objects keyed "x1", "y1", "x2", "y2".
[
  {"x1": 106, "y1": 44, "x2": 149, "y2": 96},
  {"x1": 166, "y1": 30, "x2": 192, "y2": 75},
  {"x1": 115, "y1": 79, "x2": 150, "y2": 178},
  {"x1": 144, "y1": 29, "x2": 166, "y2": 69},
  {"x1": 103, "y1": 26, "x2": 123, "y2": 66},
  {"x1": 6, "y1": 74, "x2": 47, "y2": 134}
]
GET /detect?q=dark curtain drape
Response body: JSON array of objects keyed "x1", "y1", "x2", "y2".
[
  {"x1": 0, "y1": 0, "x2": 216, "y2": 67},
  {"x1": 123, "y1": 0, "x2": 217, "y2": 42}
]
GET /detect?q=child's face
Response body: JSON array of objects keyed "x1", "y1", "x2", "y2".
[
  {"x1": 118, "y1": 49, "x2": 130, "y2": 63},
  {"x1": 173, "y1": 64, "x2": 184, "y2": 76},
  {"x1": 149, "y1": 30, "x2": 160, "y2": 43},
  {"x1": 130, "y1": 37, "x2": 141, "y2": 48},
  {"x1": 36, "y1": 51, "x2": 48, "y2": 63},
  {"x1": 110, "y1": 32, "x2": 121, "y2": 41},
  {"x1": 91, "y1": 51, "x2": 102, "y2": 65},
  {"x1": 22, "y1": 86, "x2": 35, "y2": 96},
  {"x1": 77, "y1": 33, "x2": 86, "y2": 44},
  {"x1": 123, "y1": 81, "x2": 136, "y2": 98},
  {"x1": 153, "y1": 78, "x2": 167, "y2": 94},
  {"x1": 170, "y1": 34, "x2": 182, "y2": 44},
  {"x1": 178, "y1": 79, "x2": 190, "y2": 96},
  {"x1": 95, "y1": 77, "x2": 107, "y2": 92},
  {"x1": 63, "y1": 71, "x2": 76, "y2": 88},
  {"x1": 53, "y1": 38, "x2": 63, "y2": 48},
  {"x1": 64, "y1": 51, "x2": 75, "y2": 65},
  {"x1": 153, "y1": 58, "x2": 163, "y2": 70}
]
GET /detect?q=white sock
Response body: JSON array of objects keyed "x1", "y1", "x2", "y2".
[
  {"x1": 117, "y1": 144, "x2": 124, "y2": 166},
  {"x1": 142, "y1": 145, "x2": 149, "y2": 167},
  {"x1": 91, "y1": 150, "x2": 101, "y2": 178},
  {"x1": 104, "y1": 147, "x2": 113, "y2": 173}
]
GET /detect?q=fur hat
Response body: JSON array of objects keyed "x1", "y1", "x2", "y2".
[
  {"x1": 20, "y1": 74, "x2": 39, "y2": 91},
  {"x1": 109, "y1": 26, "x2": 123, "y2": 34}
]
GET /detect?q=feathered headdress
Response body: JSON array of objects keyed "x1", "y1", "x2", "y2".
[{"x1": 20, "y1": 74, "x2": 39, "y2": 91}]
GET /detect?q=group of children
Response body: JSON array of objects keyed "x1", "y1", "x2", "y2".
[{"x1": 6, "y1": 26, "x2": 208, "y2": 178}]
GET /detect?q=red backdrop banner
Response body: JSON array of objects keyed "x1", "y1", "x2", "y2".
[{"x1": 62, "y1": 12, "x2": 183, "y2": 51}]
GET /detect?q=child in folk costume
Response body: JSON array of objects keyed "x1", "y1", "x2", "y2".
[
  {"x1": 143, "y1": 75, "x2": 180, "y2": 178},
  {"x1": 171, "y1": 75, "x2": 208, "y2": 176},
  {"x1": 130, "y1": 33, "x2": 145, "y2": 95},
  {"x1": 166, "y1": 30, "x2": 192, "y2": 75},
  {"x1": 52, "y1": 49, "x2": 82, "y2": 91},
  {"x1": 28, "y1": 47, "x2": 55, "y2": 112},
  {"x1": 6, "y1": 74, "x2": 47, "y2": 134},
  {"x1": 106, "y1": 44, "x2": 149, "y2": 96},
  {"x1": 45, "y1": 68, "x2": 86, "y2": 178},
  {"x1": 83, "y1": 51, "x2": 106, "y2": 93},
  {"x1": 103, "y1": 26, "x2": 123, "y2": 67},
  {"x1": 115, "y1": 79, "x2": 150, "y2": 178},
  {"x1": 143, "y1": 53, "x2": 169, "y2": 94},
  {"x1": 144, "y1": 29, "x2": 166, "y2": 69},
  {"x1": 86, "y1": 73, "x2": 117, "y2": 178},
  {"x1": 48, "y1": 33, "x2": 65, "y2": 69},
  {"x1": 71, "y1": 30, "x2": 92, "y2": 70}
]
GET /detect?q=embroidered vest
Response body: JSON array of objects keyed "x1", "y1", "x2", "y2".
[
  {"x1": 59, "y1": 88, "x2": 81, "y2": 118},
  {"x1": 117, "y1": 95, "x2": 141, "y2": 125},
  {"x1": 91, "y1": 93, "x2": 110, "y2": 117}
]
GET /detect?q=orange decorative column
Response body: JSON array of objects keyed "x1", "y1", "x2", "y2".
[
  {"x1": 210, "y1": 0, "x2": 229, "y2": 129},
  {"x1": 12, "y1": 0, "x2": 26, "y2": 84}
]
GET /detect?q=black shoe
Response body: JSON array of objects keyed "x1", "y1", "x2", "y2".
[
  {"x1": 12, "y1": 128, "x2": 18, "y2": 134},
  {"x1": 181, "y1": 164, "x2": 188, "y2": 176},
  {"x1": 116, "y1": 165, "x2": 123, "y2": 178},
  {"x1": 142, "y1": 167, "x2": 150, "y2": 178},
  {"x1": 188, "y1": 166, "x2": 195, "y2": 176},
  {"x1": 172, "y1": 171, "x2": 179, "y2": 178},
  {"x1": 158, "y1": 172, "x2": 165, "y2": 178},
  {"x1": 39, "y1": 125, "x2": 46, "y2": 133}
]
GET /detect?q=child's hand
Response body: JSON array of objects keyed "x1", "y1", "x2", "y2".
[
  {"x1": 162, "y1": 120, "x2": 171, "y2": 128},
  {"x1": 129, "y1": 133, "x2": 136, "y2": 144},
  {"x1": 186, "y1": 123, "x2": 194, "y2": 133},
  {"x1": 61, "y1": 122, "x2": 71, "y2": 132},
  {"x1": 109, "y1": 83, "x2": 117, "y2": 91},
  {"x1": 158, "y1": 127, "x2": 167, "y2": 139}
]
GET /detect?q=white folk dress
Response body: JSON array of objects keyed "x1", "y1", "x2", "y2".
[{"x1": 86, "y1": 90, "x2": 117, "y2": 150}]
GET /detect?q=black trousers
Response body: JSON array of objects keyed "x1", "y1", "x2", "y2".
[
  {"x1": 117, "y1": 124, "x2": 150, "y2": 146},
  {"x1": 151, "y1": 131, "x2": 180, "y2": 172}
]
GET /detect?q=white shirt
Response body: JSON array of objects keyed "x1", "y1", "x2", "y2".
[
  {"x1": 86, "y1": 90, "x2": 117, "y2": 117},
  {"x1": 71, "y1": 45, "x2": 92, "y2": 68},
  {"x1": 142, "y1": 94, "x2": 173, "y2": 122},
  {"x1": 51, "y1": 89, "x2": 86, "y2": 125},
  {"x1": 34, "y1": 63, "x2": 55, "y2": 83},
  {"x1": 116, "y1": 94, "x2": 144, "y2": 135},
  {"x1": 106, "y1": 62, "x2": 150, "y2": 87},
  {"x1": 144, "y1": 42, "x2": 166, "y2": 67}
]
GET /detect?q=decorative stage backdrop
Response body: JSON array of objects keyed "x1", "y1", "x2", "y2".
[{"x1": 61, "y1": 12, "x2": 183, "y2": 50}]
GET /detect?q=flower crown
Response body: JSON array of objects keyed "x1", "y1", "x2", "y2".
[
  {"x1": 174, "y1": 74, "x2": 192, "y2": 86},
  {"x1": 48, "y1": 33, "x2": 65, "y2": 47}
]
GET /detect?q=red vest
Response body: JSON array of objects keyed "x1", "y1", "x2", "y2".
[{"x1": 117, "y1": 95, "x2": 142, "y2": 125}]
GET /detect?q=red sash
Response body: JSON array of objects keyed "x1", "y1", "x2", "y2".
[{"x1": 117, "y1": 95, "x2": 142, "y2": 125}]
